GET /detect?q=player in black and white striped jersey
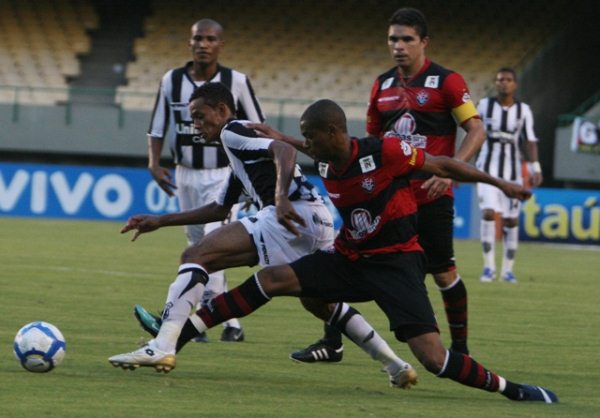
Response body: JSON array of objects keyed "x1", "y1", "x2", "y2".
[
  {"x1": 145, "y1": 19, "x2": 264, "y2": 341},
  {"x1": 475, "y1": 68, "x2": 543, "y2": 283},
  {"x1": 110, "y1": 83, "x2": 418, "y2": 389}
]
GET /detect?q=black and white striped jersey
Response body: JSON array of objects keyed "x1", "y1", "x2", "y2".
[
  {"x1": 475, "y1": 97, "x2": 538, "y2": 182},
  {"x1": 148, "y1": 62, "x2": 265, "y2": 169},
  {"x1": 216, "y1": 120, "x2": 322, "y2": 209}
]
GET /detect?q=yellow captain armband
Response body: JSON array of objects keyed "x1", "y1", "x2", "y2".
[{"x1": 452, "y1": 101, "x2": 479, "y2": 125}]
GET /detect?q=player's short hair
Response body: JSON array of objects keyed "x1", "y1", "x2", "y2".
[
  {"x1": 497, "y1": 67, "x2": 517, "y2": 82},
  {"x1": 190, "y1": 82, "x2": 235, "y2": 113},
  {"x1": 302, "y1": 99, "x2": 347, "y2": 133},
  {"x1": 191, "y1": 18, "x2": 224, "y2": 38},
  {"x1": 388, "y1": 8, "x2": 428, "y2": 39}
]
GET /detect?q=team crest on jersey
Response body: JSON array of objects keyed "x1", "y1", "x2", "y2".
[
  {"x1": 462, "y1": 92, "x2": 471, "y2": 103},
  {"x1": 359, "y1": 155, "x2": 376, "y2": 173},
  {"x1": 424, "y1": 75, "x2": 439, "y2": 88},
  {"x1": 361, "y1": 177, "x2": 375, "y2": 193},
  {"x1": 348, "y1": 208, "x2": 381, "y2": 239},
  {"x1": 416, "y1": 90, "x2": 429, "y2": 106},
  {"x1": 318, "y1": 162, "x2": 329, "y2": 177},
  {"x1": 381, "y1": 77, "x2": 394, "y2": 90}
]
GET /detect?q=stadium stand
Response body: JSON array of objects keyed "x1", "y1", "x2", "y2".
[
  {"x1": 0, "y1": 0, "x2": 98, "y2": 104},
  {"x1": 117, "y1": 0, "x2": 569, "y2": 117}
]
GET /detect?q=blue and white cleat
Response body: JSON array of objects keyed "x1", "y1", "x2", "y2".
[
  {"x1": 518, "y1": 384, "x2": 559, "y2": 403},
  {"x1": 502, "y1": 271, "x2": 518, "y2": 284},
  {"x1": 480, "y1": 268, "x2": 496, "y2": 283}
]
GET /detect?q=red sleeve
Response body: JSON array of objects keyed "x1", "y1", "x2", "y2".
[
  {"x1": 441, "y1": 72, "x2": 480, "y2": 125},
  {"x1": 366, "y1": 78, "x2": 383, "y2": 136},
  {"x1": 382, "y1": 137, "x2": 425, "y2": 177}
]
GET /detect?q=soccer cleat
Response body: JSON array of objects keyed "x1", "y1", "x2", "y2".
[
  {"x1": 108, "y1": 344, "x2": 176, "y2": 373},
  {"x1": 191, "y1": 332, "x2": 209, "y2": 343},
  {"x1": 220, "y1": 326, "x2": 244, "y2": 342},
  {"x1": 516, "y1": 384, "x2": 559, "y2": 403},
  {"x1": 133, "y1": 304, "x2": 161, "y2": 337},
  {"x1": 289, "y1": 340, "x2": 343, "y2": 363},
  {"x1": 480, "y1": 267, "x2": 496, "y2": 282},
  {"x1": 502, "y1": 271, "x2": 518, "y2": 284},
  {"x1": 387, "y1": 364, "x2": 418, "y2": 389}
]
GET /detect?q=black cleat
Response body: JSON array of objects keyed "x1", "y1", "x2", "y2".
[
  {"x1": 220, "y1": 326, "x2": 245, "y2": 342},
  {"x1": 289, "y1": 340, "x2": 343, "y2": 363}
]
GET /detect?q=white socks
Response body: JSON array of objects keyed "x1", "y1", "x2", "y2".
[
  {"x1": 153, "y1": 263, "x2": 207, "y2": 353},
  {"x1": 332, "y1": 303, "x2": 410, "y2": 371},
  {"x1": 501, "y1": 226, "x2": 519, "y2": 275},
  {"x1": 480, "y1": 219, "x2": 496, "y2": 272}
]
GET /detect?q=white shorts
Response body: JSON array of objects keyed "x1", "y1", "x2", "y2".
[
  {"x1": 239, "y1": 201, "x2": 335, "y2": 267},
  {"x1": 176, "y1": 165, "x2": 238, "y2": 245},
  {"x1": 477, "y1": 182, "x2": 521, "y2": 218}
]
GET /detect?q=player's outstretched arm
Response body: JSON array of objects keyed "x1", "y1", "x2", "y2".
[
  {"x1": 120, "y1": 202, "x2": 233, "y2": 241},
  {"x1": 248, "y1": 123, "x2": 312, "y2": 158},
  {"x1": 147, "y1": 136, "x2": 177, "y2": 196},
  {"x1": 421, "y1": 154, "x2": 532, "y2": 201}
]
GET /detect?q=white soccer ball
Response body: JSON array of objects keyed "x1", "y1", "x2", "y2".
[{"x1": 13, "y1": 321, "x2": 66, "y2": 373}]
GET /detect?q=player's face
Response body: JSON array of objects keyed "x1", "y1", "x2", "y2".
[
  {"x1": 300, "y1": 121, "x2": 335, "y2": 160},
  {"x1": 189, "y1": 24, "x2": 223, "y2": 65},
  {"x1": 495, "y1": 72, "x2": 517, "y2": 96},
  {"x1": 387, "y1": 25, "x2": 428, "y2": 73},
  {"x1": 189, "y1": 98, "x2": 226, "y2": 142}
]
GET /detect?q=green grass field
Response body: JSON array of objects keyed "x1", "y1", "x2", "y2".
[{"x1": 1, "y1": 217, "x2": 599, "y2": 417}]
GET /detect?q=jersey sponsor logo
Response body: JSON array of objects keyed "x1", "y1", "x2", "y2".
[
  {"x1": 378, "y1": 95, "x2": 401, "y2": 103},
  {"x1": 359, "y1": 156, "x2": 376, "y2": 173},
  {"x1": 392, "y1": 113, "x2": 427, "y2": 148},
  {"x1": 424, "y1": 75, "x2": 439, "y2": 88},
  {"x1": 175, "y1": 122, "x2": 200, "y2": 135},
  {"x1": 381, "y1": 77, "x2": 394, "y2": 90},
  {"x1": 318, "y1": 162, "x2": 329, "y2": 177},
  {"x1": 416, "y1": 90, "x2": 429, "y2": 106},
  {"x1": 462, "y1": 92, "x2": 471, "y2": 103},
  {"x1": 361, "y1": 177, "x2": 375, "y2": 193},
  {"x1": 348, "y1": 208, "x2": 381, "y2": 239}
]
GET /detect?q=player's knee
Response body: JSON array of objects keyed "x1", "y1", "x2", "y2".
[
  {"x1": 502, "y1": 218, "x2": 518, "y2": 228},
  {"x1": 481, "y1": 209, "x2": 495, "y2": 220},
  {"x1": 257, "y1": 266, "x2": 301, "y2": 296},
  {"x1": 180, "y1": 244, "x2": 211, "y2": 266}
]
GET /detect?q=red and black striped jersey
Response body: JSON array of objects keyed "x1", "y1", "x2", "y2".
[
  {"x1": 316, "y1": 136, "x2": 425, "y2": 260},
  {"x1": 366, "y1": 58, "x2": 479, "y2": 204}
]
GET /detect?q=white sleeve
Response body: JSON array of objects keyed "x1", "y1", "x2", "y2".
[
  {"x1": 231, "y1": 71, "x2": 265, "y2": 123},
  {"x1": 147, "y1": 71, "x2": 171, "y2": 138},
  {"x1": 522, "y1": 103, "x2": 538, "y2": 142}
]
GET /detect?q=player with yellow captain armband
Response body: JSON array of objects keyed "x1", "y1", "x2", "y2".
[{"x1": 291, "y1": 7, "x2": 486, "y2": 363}]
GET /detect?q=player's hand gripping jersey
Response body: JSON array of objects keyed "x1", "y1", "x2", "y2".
[{"x1": 366, "y1": 59, "x2": 479, "y2": 204}]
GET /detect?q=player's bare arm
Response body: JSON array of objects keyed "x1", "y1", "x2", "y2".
[
  {"x1": 121, "y1": 202, "x2": 232, "y2": 241},
  {"x1": 147, "y1": 135, "x2": 177, "y2": 196},
  {"x1": 268, "y1": 140, "x2": 307, "y2": 236},
  {"x1": 248, "y1": 123, "x2": 310, "y2": 156},
  {"x1": 421, "y1": 154, "x2": 531, "y2": 201},
  {"x1": 421, "y1": 117, "x2": 485, "y2": 200},
  {"x1": 526, "y1": 141, "x2": 543, "y2": 187}
]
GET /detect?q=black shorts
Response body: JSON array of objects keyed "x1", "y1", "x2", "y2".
[
  {"x1": 418, "y1": 195, "x2": 456, "y2": 274},
  {"x1": 290, "y1": 250, "x2": 439, "y2": 341}
]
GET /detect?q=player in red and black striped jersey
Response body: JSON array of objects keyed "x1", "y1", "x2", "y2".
[
  {"x1": 293, "y1": 7, "x2": 485, "y2": 361},
  {"x1": 365, "y1": 7, "x2": 486, "y2": 355},
  {"x1": 172, "y1": 99, "x2": 557, "y2": 402}
]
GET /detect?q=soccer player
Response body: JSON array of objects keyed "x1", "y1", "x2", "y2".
[
  {"x1": 109, "y1": 83, "x2": 419, "y2": 389},
  {"x1": 137, "y1": 99, "x2": 557, "y2": 402},
  {"x1": 476, "y1": 68, "x2": 543, "y2": 283},
  {"x1": 145, "y1": 19, "x2": 265, "y2": 342},
  {"x1": 291, "y1": 7, "x2": 485, "y2": 361}
]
